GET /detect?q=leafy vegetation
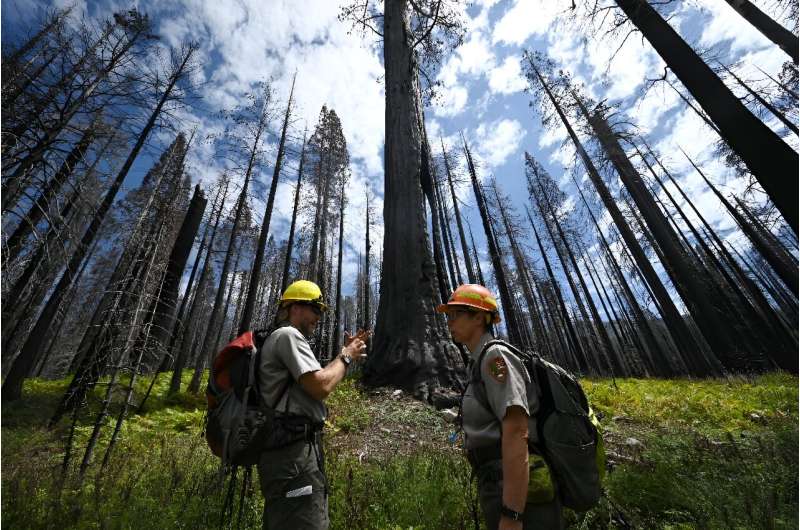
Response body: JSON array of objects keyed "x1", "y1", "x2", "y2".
[{"x1": 2, "y1": 371, "x2": 797, "y2": 529}]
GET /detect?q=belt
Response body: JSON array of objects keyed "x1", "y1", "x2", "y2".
[{"x1": 467, "y1": 443, "x2": 502, "y2": 469}]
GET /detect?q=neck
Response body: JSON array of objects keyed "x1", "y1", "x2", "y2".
[{"x1": 464, "y1": 330, "x2": 487, "y2": 355}]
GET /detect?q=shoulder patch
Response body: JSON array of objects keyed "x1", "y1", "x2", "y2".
[{"x1": 486, "y1": 355, "x2": 508, "y2": 384}]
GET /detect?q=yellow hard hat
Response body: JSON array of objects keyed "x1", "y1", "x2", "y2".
[{"x1": 280, "y1": 280, "x2": 328, "y2": 311}]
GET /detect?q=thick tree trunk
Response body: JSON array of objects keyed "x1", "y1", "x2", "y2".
[
  {"x1": 615, "y1": 0, "x2": 799, "y2": 232},
  {"x1": 364, "y1": 0, "x2": 460, "y2": 396}
]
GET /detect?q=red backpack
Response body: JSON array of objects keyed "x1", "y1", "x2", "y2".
[{"x1": 205, "y1": 331, "x2": 270, "y2": 465}]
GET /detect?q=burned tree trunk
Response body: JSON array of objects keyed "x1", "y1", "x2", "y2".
[
  {"x1": 239, "y1": 77, "x2": 295, "y2": 333},
  {"x1": 364, "y1": 0, "x2": 460, "y2": 395},
  {"x1": 2, "y1": 45, "x2": 196, "y2": 402}
]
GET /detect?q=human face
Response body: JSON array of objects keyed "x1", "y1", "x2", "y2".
[
  {"x1": 290, "y1": 303, "x2": 323, "y2": 337},
  {"x1": 445, "y1": 307, "x2": 485, "y2": 347}
]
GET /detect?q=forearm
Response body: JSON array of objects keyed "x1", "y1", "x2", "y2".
[
  {"x1": 300, "y1": 356, "x2": 347, "y2": 401},
  {"x1": 501, "y1": 417, "x2": 529, "y2": 513}
]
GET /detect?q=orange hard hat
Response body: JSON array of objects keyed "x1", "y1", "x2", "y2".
[{"x1": 436, "y1": 284, "x2": 501, "y2": 324}]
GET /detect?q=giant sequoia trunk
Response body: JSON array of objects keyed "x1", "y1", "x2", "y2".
[
  {"x1": 614, "y1": 0, "x2": 799, "y2": 232},
  {"x1": 364, "y1": 0, "x2": 461, "y2": 396}
]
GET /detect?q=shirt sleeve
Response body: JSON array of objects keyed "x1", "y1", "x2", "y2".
[
  {"x1": 275, "y1": 327, "x2": 322, "y2": 381},
  {"x1": 480, "y1": 345, "x2": 531, "y2": 421}
]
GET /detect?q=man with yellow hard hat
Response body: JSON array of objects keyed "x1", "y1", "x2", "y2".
[
  {"x1": 437, "y1": 284, "x2": 563, "y2": 530},
  {"x1": 257, "y1": 279, "x2": 368, "y2": 530}
]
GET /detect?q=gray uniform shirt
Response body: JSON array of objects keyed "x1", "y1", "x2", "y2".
[
  {"x1": 258, "y1": 324, "x2": 327, "y2": 423},
  {"x1": 462, "y1": 333, "x2": 540, "y2": 450}
]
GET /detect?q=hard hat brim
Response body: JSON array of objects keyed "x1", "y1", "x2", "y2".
[{"x1": 436, "y1": 302, "x2": 501, "y2": 324}]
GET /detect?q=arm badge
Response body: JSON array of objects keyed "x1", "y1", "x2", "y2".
[{"x1": 487, "y1": 355, "x2": 508, "y2": 383}]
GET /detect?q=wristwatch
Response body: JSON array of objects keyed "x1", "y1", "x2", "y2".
[
  {"x1": 339, "y1": 353, "x2": 353, "y2": 366},
  {"x1": 500, "y1": 505, "x2": 523, "y2": 521}
]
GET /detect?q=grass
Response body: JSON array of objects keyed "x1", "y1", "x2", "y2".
[{"x1": 2, "y1": 370, "x2": 797, "y2": 529}]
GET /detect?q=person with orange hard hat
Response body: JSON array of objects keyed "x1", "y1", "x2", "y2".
[{"x1": 438, "y1": 284, "x2": 563, "y2": 530}]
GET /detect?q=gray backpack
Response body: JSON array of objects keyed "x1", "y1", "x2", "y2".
[
  {"x1": 476, "y1": 340, "x2": 605, "y2": 511},
  {"x1": 205, "y1": 330, "x2": 314, "y2": 467}
]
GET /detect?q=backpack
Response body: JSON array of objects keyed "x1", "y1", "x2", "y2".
[
  {"x1": 475, "y1": 340, "x2": 605, "y2": 512},
  {"x1": 205, "y1": 330, "x2": 273, "y2": 467}
]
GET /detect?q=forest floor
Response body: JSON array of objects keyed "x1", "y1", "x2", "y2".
[{"x1": 2, "y1": 370, "x2": 797, "y2": 529}]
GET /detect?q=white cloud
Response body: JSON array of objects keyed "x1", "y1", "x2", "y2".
[
  {"x1": 698, "y1": 0, "x2": 779, "y2": 54},
  {"x1": 488, "y1": 55, "x2": 527, "y2": 95},
  {"x1": 474, "y1": 118, "x2": 526, "y2": 167},
  {"x1": 434, "y1": 84, "x2": 469, "y2": 117},
  {"x1": 492, "y1": 0, "x2": 566, "y2": 46}
]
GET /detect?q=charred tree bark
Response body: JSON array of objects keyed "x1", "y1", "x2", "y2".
[
  {"x1": 364, "y1": 0, "x2": 460, "y2": 395},
  {"x1": 167, "y1": 181, "x2": 227, "y2": 394}
]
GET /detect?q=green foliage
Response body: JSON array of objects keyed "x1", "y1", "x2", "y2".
[{"x1": 2, "y1": 371, "x2": 797, "y2": 529}]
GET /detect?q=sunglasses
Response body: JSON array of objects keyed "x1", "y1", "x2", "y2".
[
  {"x1": 445, "y1": 309, "x2": 479, "y2": 322},
  {"x1": 299, "y1": 302, "x2": 323, "y2": 316}
]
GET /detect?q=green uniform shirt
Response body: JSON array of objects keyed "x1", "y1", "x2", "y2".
[
  {"x1": 462, "y1": 333, "x2": 540, "y2": 450},
  {"x1": 258, "y1": 324, "x2": 327, "y2": 423}
]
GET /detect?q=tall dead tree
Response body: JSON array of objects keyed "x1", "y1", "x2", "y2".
[
  {"x1": 341, "y1": 0, "x2": 465, "y2": 394},
  {"x1": 3, "y1": 43, "x2": 198, "y2": 402},
  {"x1": 606, "y1": 0, "x2": 799, "y2": 232},
  {"x1": 279, "y1": 131, "x2": 306, "y2": 296},
  {"x1": 463, "y1": 135, "x2": 523, "y2": 346},
  {"x1": 239, "y1": 76, "x2": 295, "y2": 333},
  {"x1": 522, "y1": 53, "x2": 709, "y2": 375},
  {"x1": 441, "y1": 137, "x2": 475, "y2": 283}
]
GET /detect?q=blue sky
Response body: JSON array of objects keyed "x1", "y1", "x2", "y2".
[{"x1": 3, "y1": 0, "x2": 795, "y2": 314}]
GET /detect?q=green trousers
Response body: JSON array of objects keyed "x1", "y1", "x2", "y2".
[
  {"x1": 476, "y1": 459, "x2": 564, "y2": 530},
  {"x1": 257, "y1": 438, "x2": 328, "y2": 530}
]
